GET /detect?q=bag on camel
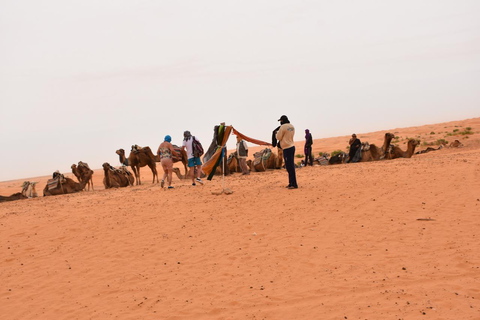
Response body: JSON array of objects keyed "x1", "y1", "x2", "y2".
[{"x1": 192, "y1": 136, "x2": 204, "y2": 158}]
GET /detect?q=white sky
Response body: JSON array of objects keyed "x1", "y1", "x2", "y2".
[{"x1": 1, "y1": 0, "x2": 479, "y2": 181}]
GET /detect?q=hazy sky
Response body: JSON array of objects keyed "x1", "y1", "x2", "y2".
[{"x1": 1, "y1": 0, "x2": 479, "y2": 181}]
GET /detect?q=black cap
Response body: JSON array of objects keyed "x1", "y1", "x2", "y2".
[{"x1": 278, "y1": 115, "x2": 289, "y2": 122}]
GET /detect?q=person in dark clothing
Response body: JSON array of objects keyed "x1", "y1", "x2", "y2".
[
  {"x1": 304, "y1": 129, "x2": 313, "y2": 166},
  {"x1": 347, "y1": 134, "x2": 361, "y2": 163},
  {"x1": 276, "y1": 115, "x2": 297, "y2": 189}
]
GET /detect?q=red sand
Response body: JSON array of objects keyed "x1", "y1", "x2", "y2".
[{"x1": 1, "y1": 118, "x2": 479, "y2": 319}]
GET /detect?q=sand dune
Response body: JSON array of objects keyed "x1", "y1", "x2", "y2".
[{"x1": 1, "y1": 118, "x2": 479, "y2": 319}]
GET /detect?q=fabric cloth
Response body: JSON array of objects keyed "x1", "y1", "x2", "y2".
[
  {"x1": 236, "y1": 140, "x2": 248, "y2": 158},
  {"x1": 348, "y1": 138, "x2": 361, "y2": 162},
  {"x1": 283, "y1": 146, "x2": 298, "y2": 188},
  {"x1": 188, "y1": 157, "x2": 202, "y2": 167},
  {"x1": 159, "y1": 147, "x2": 172, "y2": 159},
  {"x1": 276, "y1": 123, "x2": 295, "y2": 150},
  {"x1": 232, "y1": 128, "x2": 271, "y2": 146},
  {"x1": 238, "y1": 158, "x2": 249, "y2": 174}
]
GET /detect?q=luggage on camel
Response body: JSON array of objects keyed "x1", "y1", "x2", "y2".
[{"x1": 253, "y1": 148, "x2": 272, "y2": 172}]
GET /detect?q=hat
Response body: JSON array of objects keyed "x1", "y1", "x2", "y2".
[
  {"x1": 164, "y1": 135, "x2": 171, "y2": 142},
  {"x1": 278, "y1": 115, "x2": 289, "y2": 122}
]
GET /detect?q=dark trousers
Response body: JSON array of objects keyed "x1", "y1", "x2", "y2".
[
  {"x1": 305, "y1": 147, "x2": 313, "y2": 166},
  {"x1": 283, "y1": 146, "x2": 298, "y2": 187}
]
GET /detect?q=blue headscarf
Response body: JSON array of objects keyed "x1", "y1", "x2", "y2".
[{"x1": 164, "y1": 135, "x2": 172, "y2": 143}]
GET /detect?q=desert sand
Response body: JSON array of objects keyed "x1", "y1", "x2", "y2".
[{"x1": 1, "y1": 118, "x2": 479, "y2": 319}]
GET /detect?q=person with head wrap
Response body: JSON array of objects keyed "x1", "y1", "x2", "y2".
[
  {"x1": 276, "y1": 115, "x2": 298, "y2": 189},
  {"x1": 304, "y1": 129, "x2": 313, "y2": 166},
  {"x1": 347, "y1": 133, "x2": 361, "y2": 163},
  {"x1": 157, "y1": 135, "x2": 179, "y2": 189},
  {"x1": 182, "y1": 130, "x2": 204, "y2": 186}
]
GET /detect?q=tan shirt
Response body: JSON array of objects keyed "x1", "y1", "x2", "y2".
[{"x1": 276, "y1": 123, "x2": 295, "y2": 150}]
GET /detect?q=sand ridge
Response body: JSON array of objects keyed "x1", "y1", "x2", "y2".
[{"x1": 1, "y1": 117, "x2": 479, "y2": 319}]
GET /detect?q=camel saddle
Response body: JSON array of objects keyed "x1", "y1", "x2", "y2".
[
  {"x1": 227, "y1": 151, "x2": 238, "y2": 165},
  {"x1": 47, "y1": 175, "x2": 66, "y2": 190},
  {"x1": 361, "y1": 142, "x2": 370, "y2": 151},
  {"x1": 253, "y1": 148, "x2": 272, "y2": 172}
]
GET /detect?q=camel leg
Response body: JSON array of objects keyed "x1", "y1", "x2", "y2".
[
  {"x1": 150, "y1": 164, "x2": 159, "y2": 184},
  {"x1": 132, "y1": 166, "x2": 140, "y2": 185}
]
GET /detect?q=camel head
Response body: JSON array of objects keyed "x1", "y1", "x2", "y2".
[
  {"x1": 116, "y1": 149, "x2": 125, "y2": 156},
  {"x1": 385, "y1": 133, "x2": 395, "y2": 140},
  {"x1": 102, "y1": 162, "x2": 111, "y2": 171},
  {"x1": 71, "y1": 164, "x2": 77, "y2": 170}
]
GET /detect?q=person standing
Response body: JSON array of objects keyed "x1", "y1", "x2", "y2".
[
  {"x1": 304, "y1": 129, "x2": 313, "y2": 166},
  {"x1": 276, "y1": 115, "x2": 298, "y2": 189},
  {"x1": 236, "y1": 135, "x2": 249, "y2": 175},
  {"x1": 157, "y1": 135, "x2": 179, "y2": 189},
  {"x1": 182, "y1": 130, "x2": 204, "y2": 186},
  {"x1": 347, "y1": 134, "x2": 362, "y2": 163}
]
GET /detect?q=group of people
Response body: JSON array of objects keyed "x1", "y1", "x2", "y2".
[
  {"x1": 155, "y1": 114, "x2": 300, "y2": 190},
  {"x1": 157, "y1": 131, "x2": 204, "y2": 189}
]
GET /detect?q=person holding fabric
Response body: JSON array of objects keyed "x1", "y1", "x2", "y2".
[
  {"x1": 236, "y1": 135, "x2": 249, "y2": 175},
  {"x1": 276, "y1": 115, "x2": 298, "y2": 189},
  {"x1": 182, "y1": 130, "x2": 204, "y2": 186},
  {"x1": 304, "y1": 129, "x2": 313, "y2": 166},
  {"x1": 157, "y1": 135, "x2": 179, "y2": 189},
  {"x1": 347, "y1": 133, "x2": 362, "y2": 163}
]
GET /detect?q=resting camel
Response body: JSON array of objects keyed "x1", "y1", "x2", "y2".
[
  {"x1": 360, "y1": 133, "x2": 395, "y2": 162},
  {"x1": 21, "y1": 181, "x2": 38, "y2": 198},
  {"x1": 449, "y1": 140, "x2": 464, "y2": 148},
  {"x1": 0, "y1": 193, "x2": 27, "y2": 203},
  {"x1": 248, "y1": 148, "x2": 281, "y2": 172},
  {"x1": 102, "y1": 163, "x2": 133, "y2": 188},
  {"x1": 71, "y1": 161, "x2": 94, "y2": 191},
  {"x1": 385, "y1": 139, "x2": 420, "y2": 159},
  {"x1": 416, "y1": 144, "x2": 445, "y2": 155},
  {"x1": 43, "y1": 177, "x2": 87, "y2": 196},
  {"x1": 116, "y1": 146, "x2": 158, "y2": 185},
  {"x1": 227, "y1": 152, "x2": 241, "y2": 173}
]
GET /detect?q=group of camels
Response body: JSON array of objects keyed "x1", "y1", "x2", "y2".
[{"x1": 0, "y1": 133, "x2": 465, "y2": 201}]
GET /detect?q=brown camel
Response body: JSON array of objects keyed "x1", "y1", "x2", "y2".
[
  {"x1": 71, "y1": 161, "x2": 94, "y2": 191},
  {"x1": 116, "y1": 146, "x2": 159, "y2": 185},
  {"x1": 449, "y1": 140, "x2": 464, "y2": 148},
  {"x1": 102, "y1": 163, "x2": 133, "y2": 188},
  {"x1": 249, "y1": 148, "x2": 280, "y2": 172},
  {"x1": 227, "y1": 152, "x2": 241, "y2": 173},
  {"x1": 360, "y1": 133, "x2": 395, "y2": 162},
  {"x1": 386, "y1": 139, "x2": 420, "y2": 159},
  {"x1": 43, "y1": 177, "x2": 88, "y2": 196},
  {"x1": 0, "y1": 193, "x2": 27, "y2": 203}
]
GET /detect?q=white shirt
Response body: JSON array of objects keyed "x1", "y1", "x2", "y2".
[{"x1": 182, "y1": 138, "x2": 194, "y2": 159}]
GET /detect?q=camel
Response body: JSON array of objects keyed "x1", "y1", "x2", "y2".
[
  {"x1": 0, "y1": 193, "x2": 27, "y2": 203},
  {"x1": 227, "y1": 152, "x2": 241, "y2": 173},
  {"x1": 385, "y1": 139, "x2": 420, "y2": 159},
  {"x1": 116, "y1": 146, "x2": 158, "y2": 185},
  {"x1": 102, "y1": 163, "x2": 133, "y2": 188},
  {"x1": 21, "y1": 181, "x2": 38, "y2": 198},
  {"x1": 360, "y1": 133, "x2": 395, "y2": 162},
  {"x1": 248, "y1": 148, "x2": 281, "y2": 172},
  {"x1": 43, "y1": 176, "x2": 88, "y2": 196},
  {"x1": 449, "y1": 140, "x2": 464, "y2": 148},
  {"x1": 71, "y1": 161, "x2": 94, "y2": 191}
]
